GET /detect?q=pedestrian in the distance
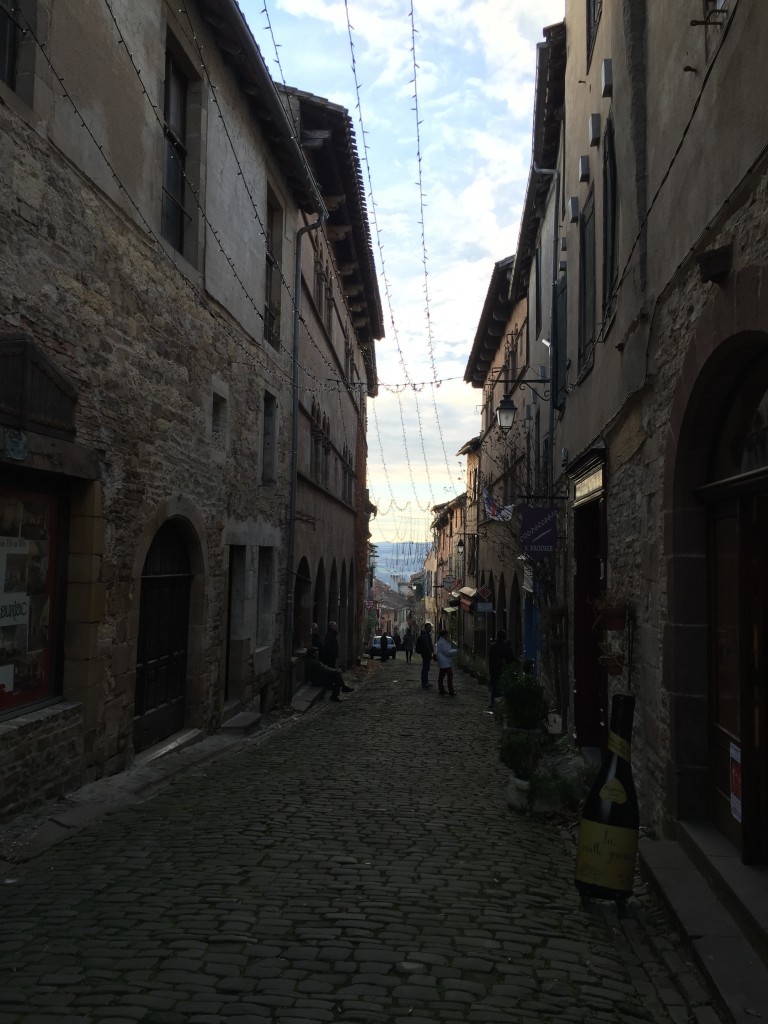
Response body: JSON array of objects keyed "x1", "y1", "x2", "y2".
[
  {"x1": 435, "y1": 629, "x2": 458, "y2": 696},
  {"x1": 380, "y1": 631, "x2": 389, "y2": 661},
  {"x1": 322, "y1": 620, "x2": 339, "y2": 668},
  {"x1": 415, "y1": 622, "x2": 434, "y2": 689},
  {"x1": 403, "y1": 626, "x2": 415, "y2": 663},
  {"x1": 487, "y1": 628, "x2": 514, "y2": 712}
]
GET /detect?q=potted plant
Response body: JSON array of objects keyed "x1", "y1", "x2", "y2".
[
  {"x1": 499, "y1": 729, "x2": 542, "y2": 809},
  {"x1": 499, "y1": 658, "x2": 550, "y2": 732}
]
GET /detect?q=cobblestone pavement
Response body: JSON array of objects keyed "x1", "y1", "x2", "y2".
[{"x1": 0, "y1": 660, "x2": 728, "y2": 1024}]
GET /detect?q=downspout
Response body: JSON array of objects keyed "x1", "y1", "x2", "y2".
[
  {"x1": 533, "y1": 162, "x2": 560, "y2": 499},
  {"x1": 534, "y1": 161, "x2": 566, "y2": 732},
  {"x1": 283, "y1": 213, "x2": 327, "y2": 704}
]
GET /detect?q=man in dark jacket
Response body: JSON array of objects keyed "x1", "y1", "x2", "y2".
[
  {"x1": 321, "y1": 620, "x2": 340, "y2": 668},
  {"x1": 487, "y1": 629, "x2": 514, "y2": 711},
  {"x1": 414, "y1": 622, "x2": 434, "y2": 689},
  {"x1": 305, "y1": 646, "x2": 353, "y2": 700}
]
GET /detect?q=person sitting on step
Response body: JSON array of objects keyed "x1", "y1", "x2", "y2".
[{"x1": 304, "y1": 646, "x2": 354, "y2": 701}]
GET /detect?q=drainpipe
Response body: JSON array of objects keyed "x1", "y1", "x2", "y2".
[
  {"x1": 533, "y1": 162, "x2": 560, "y2": 499},
  {"x1": 283, "y1": 213, "x2": 326, "y2": 704}
]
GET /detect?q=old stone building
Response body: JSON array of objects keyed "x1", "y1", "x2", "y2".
[
  {"x1": 0, "y1": 0, "x2": 380, "y2": 818},
  {"x1": 465, "y1": 0, "x2": 768, "y2": 876}
]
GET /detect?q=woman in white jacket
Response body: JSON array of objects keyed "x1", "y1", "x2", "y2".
[{"x1": 435, "y1": 629, "x2": 458, "y2": 696}]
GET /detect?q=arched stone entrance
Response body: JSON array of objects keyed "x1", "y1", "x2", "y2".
[
  {"x1": 134, "y1": 520, "x2": 192, "y2": 752},
  {"x1": 665, "y1": 271, "x2": 768, "y2": 863}
]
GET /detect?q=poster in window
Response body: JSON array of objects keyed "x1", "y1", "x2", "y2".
[{"x1": 0, "y1": 489, "x2": 57, "y2": 710}]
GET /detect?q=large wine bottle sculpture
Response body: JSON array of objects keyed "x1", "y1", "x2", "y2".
[{"x1": 575, "y1": 693, "x2": 639, "y2": 907}]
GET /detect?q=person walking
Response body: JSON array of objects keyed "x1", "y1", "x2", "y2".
[
  {"x1": 380, "y1": 631, "x2": 389, "y2": 661},
  {"x1": 415, "y1": 622, "x2": 434, "y2": 689},
  {"x1": 435, "y1": 629, "x2": 458, "y2": 696},
  {"x1": 403, "y1": 626, "x2": 415, "y2": 663},
  {"x1": 487, "y1": 628, "x2": 514, "y2": 712}
]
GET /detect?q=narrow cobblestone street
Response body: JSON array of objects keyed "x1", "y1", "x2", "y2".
[{"x1": 0, "y1": 661, "x2": 727, "y2": 1024}]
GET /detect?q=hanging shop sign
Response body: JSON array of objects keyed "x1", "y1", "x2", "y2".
[{"x1": 519, "y1": 505, "x2": 558, "y2": 560}]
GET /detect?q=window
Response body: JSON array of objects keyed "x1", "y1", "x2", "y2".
[
  {"x1": 0, "y1": 487, "x2": 63, "y2": 716},
  {"x1": 324, "y1": 261, "x2": 333, "y2": 334},
  {"x1": 256, "y1": 547, "x2": 275, "y2": 644},
  {"x1": 161, "y1": 36, "x2": 201, "y2": 264},
  {"x1": 262, "y1": 391, "x2": 277, "y2": 484},
  {"x1": 602, "y1": 117, "x2": 618, "y2": 322},
  {"x1": 587, "y1": 0, "x2": 602, "y2": 61},
  {"x1": 211, "y1": 392, "x2": 227, "y2": 452},
  {"x1": 161, "y1": 50, "x2": 189, "y2": 254},
  {"x1": 553, "y1": 273, "x2": 568, "y2": 409},
  {"x1": 0, "y1": 1, "x2": 18, "y2": 89},
  {"x1": 535, "y1": 246, "x2": 542, "y2": 338},
  {"x1": 314, "y1": 257, "x2": 326, "y2": 323},
  {"x1": 264, "y1": 191, "x2": 282, "y2": 349},
  {"x1": 578, "y1": 189, "x2": 596, "y2": 371}
]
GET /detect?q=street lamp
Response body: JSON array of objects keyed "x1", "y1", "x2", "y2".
[
  {"x1": 496, "y1": 394, "x2": 518, "y2": 430},
  {"x1": 495, "y1": 367, "x2": 552, "y2": 431}
]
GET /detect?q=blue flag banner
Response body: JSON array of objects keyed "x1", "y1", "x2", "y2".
[{"x1": 519, "y1": 504, "x2": 558, "y2": 560}]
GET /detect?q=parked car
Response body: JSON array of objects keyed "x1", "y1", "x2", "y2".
[{"x1": 369, "y1": 634, "x2": 396, "y2": 660}]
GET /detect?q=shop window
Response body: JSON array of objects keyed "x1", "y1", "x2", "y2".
[{"x1": 0, "y1": 487, "x2": 63, "y2": 715}]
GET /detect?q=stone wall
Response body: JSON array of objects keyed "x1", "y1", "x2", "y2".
[
  {"x1": 0, "y1": 703, "x2": 84, "y2": 822},
  {"x1": 1, "y1": 77, "x2": 292, "y2": 805}
]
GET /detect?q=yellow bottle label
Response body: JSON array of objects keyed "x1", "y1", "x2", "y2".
[
  {"x1": 575, "y1": 820, "x2": 638, "y2": 892},
  {"x1": 599, "y1": 777, "x2": 627, "y2": 803},
  {"x1": 607, "y1": 731, "x2": 631, "y2": 762}
]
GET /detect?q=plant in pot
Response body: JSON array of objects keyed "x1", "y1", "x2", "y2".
[
  {"x1": 499, "y1": 729, "x2": 542, "y2": 810},
  {"x1": 499, "y1": 658, "x2": 550, "y2": 732}
]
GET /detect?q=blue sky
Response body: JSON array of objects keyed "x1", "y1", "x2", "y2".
[{"x1": 239, "y1": 0, "x2": 565, "y2": 544}]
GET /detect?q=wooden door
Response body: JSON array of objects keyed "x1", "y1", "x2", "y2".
[{"x1": 134, "y1": 521, "x2": 191, "y2": 753}]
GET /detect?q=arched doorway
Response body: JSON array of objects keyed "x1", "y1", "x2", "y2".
[
  {"x1": 293, "y1": 556, "x2": 312, "y2": 650},
  {"x1": 313, "y1": 559, "x2": 327, "y2": 632},
  {"x1": 134, "y1": 520, "x2": 192, "y2": 752},
  {"x1": 701, "y1": 351, "x2": 768, "y2": 863},
  {"x1": 668, "y1": 331, "x2": 768, "y2": 864}
]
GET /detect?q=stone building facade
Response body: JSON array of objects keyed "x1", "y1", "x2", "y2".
[
  {"x1": 464, "y1": 0, "x2": 768, "y2": 868},
  {"x1": 0, "y1": 0, "x2": 380, "y2": 819}
]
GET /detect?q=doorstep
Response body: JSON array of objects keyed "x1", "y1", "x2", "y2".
[{"x1": 640, "y1": 821, "x2": 768, "y2": 1024}]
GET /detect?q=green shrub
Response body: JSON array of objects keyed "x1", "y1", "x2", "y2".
[
  {"x1": 499, "y1": 728, "x2": 542, "y2": 781},
  {"x1": 500, "y1": 659, "x2": 550, "y2": 731}
]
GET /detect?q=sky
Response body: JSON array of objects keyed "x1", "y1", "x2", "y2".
[{"x1": 239, "y1": 0, "x2": 565, "y2": 545}]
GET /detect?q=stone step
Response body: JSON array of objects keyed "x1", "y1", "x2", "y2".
[
  {"x1": 221, "y1": 699, "x2": 244, "y2": 725},
  {"x1": 640, "y1": 832, "x2": 768, "y2": 1024},
  {"x1": 135, "y1": 728, "x2": 204, "y2": 767},
  {"x1": 219, "y1": 712, "x2": 262, "y2": 735},
  {"x1": 291, "y1": 685, "x2": 326, "y2": 713}
]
